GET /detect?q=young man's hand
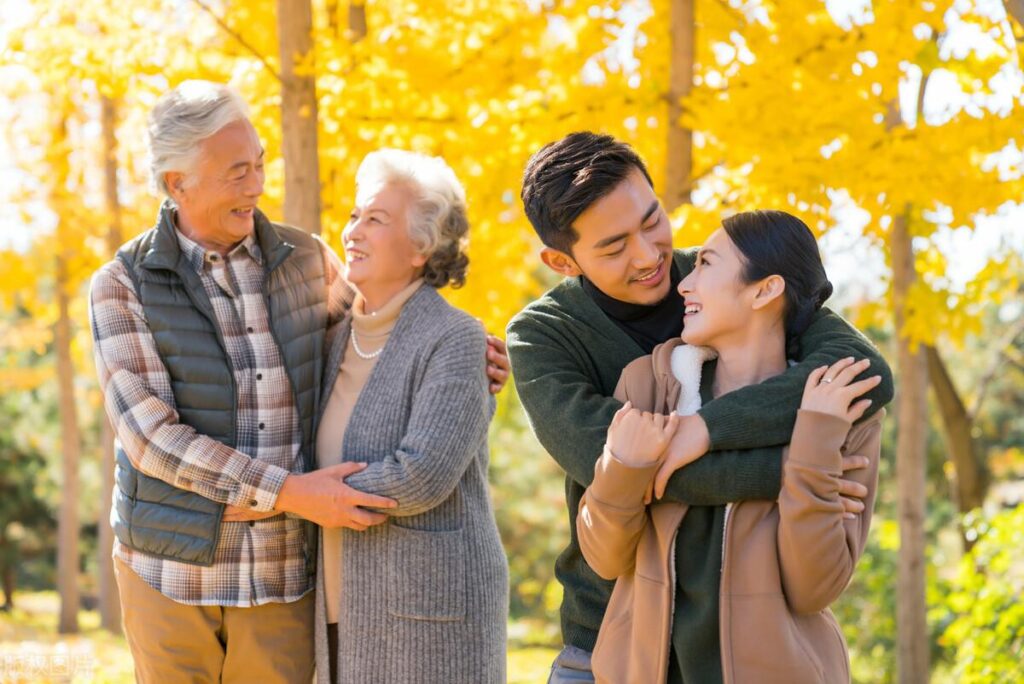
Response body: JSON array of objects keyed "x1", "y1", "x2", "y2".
[
  {"x1": 606, "y1": 402, "x2": 679, "y2": 467},
  {"x1": 838, "y1": 454, "x2": 871, "y2": 520}
]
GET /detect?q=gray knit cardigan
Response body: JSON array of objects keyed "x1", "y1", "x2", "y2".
[{"x1": 313, "y1": 283, "x2": 509, "y2": 684}]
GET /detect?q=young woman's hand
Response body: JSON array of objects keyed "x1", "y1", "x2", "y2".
[
  {"x1": 606, "y1": 402, "x2": 679, "y2": 467},
  {"x1": 801, "y1": 357, "x2": 882, "y2": 422}
]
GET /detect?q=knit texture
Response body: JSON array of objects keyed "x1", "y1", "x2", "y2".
[{"x1": 313, "y1": 284, "x2": 508, "y2": 684}]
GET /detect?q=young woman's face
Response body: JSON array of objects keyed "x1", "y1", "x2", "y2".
[{"x1": 678, "y1": 228, "x2": 762, "y2": 348}]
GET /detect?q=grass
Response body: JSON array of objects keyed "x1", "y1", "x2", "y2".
[{"x1": 0, "y1": 592, "x2": 557, "y2": 683}]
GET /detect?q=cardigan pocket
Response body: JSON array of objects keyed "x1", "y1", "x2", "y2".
[{"x1": 387, "y1": 524, "x2": 466, "y2": 621}]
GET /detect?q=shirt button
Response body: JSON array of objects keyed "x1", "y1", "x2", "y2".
[
  {"x1": 250, "y1": 499, "x2": 258, "y2": 507},
  {"x1": 256, "y1": 373, "x2": 263, "y2": 380},
  {"x1": 259, "y1": 422, "x2": 265, "y2": 430},
  {"x1": 247, "y1": 326, "x2": 254, "y2": 333},
  {"x1": 249, "y1": 521, "x2": 256, "y2": 527}
]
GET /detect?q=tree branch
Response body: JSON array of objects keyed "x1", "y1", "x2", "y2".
[
  {"x1": 188, "y1": 0, "x2": 282, "y2": 83},
  {"x1": 970, "y1": 314, "x2": 1024, "y2": 420}
]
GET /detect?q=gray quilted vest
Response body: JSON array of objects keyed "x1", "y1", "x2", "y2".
[{"x1": 111, "y1": 204, "x2": 326, "y2": 570}]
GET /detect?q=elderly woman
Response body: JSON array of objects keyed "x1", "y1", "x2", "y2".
[{"x1": 313, "y1": 149, "x2": 509, "y2": 683}]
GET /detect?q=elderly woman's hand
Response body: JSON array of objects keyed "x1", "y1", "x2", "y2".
[{"x1": 485, "y1": 334, "x2": 511, "y2": 394}]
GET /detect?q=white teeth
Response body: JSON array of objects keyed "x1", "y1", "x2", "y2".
[{"x1": 685, "y1": 304, "x2": 701, "y2": 314}]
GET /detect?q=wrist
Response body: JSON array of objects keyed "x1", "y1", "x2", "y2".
[
  {"x1": 685, "y1": 414, "x2": 711, "y2": 454},
  {"x1": 274, "y1": 473, "x2": 303, "y2": 513}
]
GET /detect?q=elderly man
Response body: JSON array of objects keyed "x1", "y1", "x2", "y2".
[{"x1": 89, "y1": 80, "x2": 509, "y2": 683}]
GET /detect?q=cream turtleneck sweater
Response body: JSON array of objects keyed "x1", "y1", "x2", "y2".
[{"x1": 315, "y1": 278, "x2": 424, "y2": 625}]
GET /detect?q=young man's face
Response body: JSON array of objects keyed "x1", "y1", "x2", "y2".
[{"x1": 540, "y1": 168, "x2": 674, "y2": 305}]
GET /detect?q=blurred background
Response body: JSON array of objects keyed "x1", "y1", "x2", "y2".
[{"x1": 0, "y1": 0, "x2": 1022, "y2": 682}]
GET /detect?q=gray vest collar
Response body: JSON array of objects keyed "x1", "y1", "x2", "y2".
[{"x1": 141, "y1": 202, "x2": 294, "y2": 274}]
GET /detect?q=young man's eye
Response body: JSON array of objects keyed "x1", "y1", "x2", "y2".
[{"x1": 605, "y1": 246, "x2": 626, "y2": 258}]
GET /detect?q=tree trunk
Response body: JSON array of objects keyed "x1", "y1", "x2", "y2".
[
  {"x1": 349, "y1": 0, "x2": 367, "y2": 40},
  {"x1": 277, "y1": 0, "x2": 322, "y2": 234},
  {"x1": 926, "y1": 346, "x2": 987, "y2": 521},
  {"x1": 891, "y1": 213, "x2": 929, "y2": 683},
  {"x1": 664, "y1": 0, "x2": 694, "y2": 211},
  {"x1": 1005, "y1": 0, "x2": 1024, "y2": 28},
  {"x1": 1, "y1": 557, "x2": 13, "y2": 611},
  {"x1": 97, "y1": 95, "x2": 122, "y2": 634},
  {"x1": 55, "y1": 250, "x2": 81, "y2": 634}
]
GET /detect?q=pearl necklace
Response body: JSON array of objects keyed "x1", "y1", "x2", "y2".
[{"x1": 350, "y1": 329, "x2": 384, "y2": 360}]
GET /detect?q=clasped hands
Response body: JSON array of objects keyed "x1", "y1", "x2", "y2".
[
  {"x1": 606, "y1": 400, "x2": 870, "y2": 517},
  {"x1": 222, "y1": 462, "x2": 397, "y2": 530}
]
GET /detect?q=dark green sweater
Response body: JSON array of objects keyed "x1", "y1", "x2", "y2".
[{"x1": 506, "y1": 248, "x2": 894, "y2": 653}]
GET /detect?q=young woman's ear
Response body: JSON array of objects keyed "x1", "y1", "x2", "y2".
[
  {"x1": 751, "y1": 274, "x2": 786, "y2": 310},
  {"x1": 540, "y1": 247, "x2": 583, "y2": 278}
]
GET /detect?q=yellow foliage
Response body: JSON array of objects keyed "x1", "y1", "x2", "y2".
[{"x1": 1, "y1": 0, "x2": 1021, "y2": 369}]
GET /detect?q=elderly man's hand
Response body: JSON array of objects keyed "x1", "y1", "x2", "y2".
[
  {"x1": 485, "y1": 334, "x2": 510, "y2": 394},
  {"x1": 274, "y1": 463, "x2": 398, "y2": 530}
]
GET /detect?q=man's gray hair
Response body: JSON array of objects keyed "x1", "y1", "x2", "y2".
[
  {"x1": 147, "y1": 80, "x2": 250, "y2": 197},
  {"x1": 355, "y1": 149, "x2": 471, "y2": 289}
]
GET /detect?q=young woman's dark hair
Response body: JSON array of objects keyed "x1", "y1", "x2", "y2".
[
  {"x1": 521, "y1": 132, "x2": 653, "y2": 254},
  {"x1": 722, "y1": 210, "x2": 833, "y2": 359}
]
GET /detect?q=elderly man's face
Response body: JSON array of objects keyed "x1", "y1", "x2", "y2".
[{"x1": 170, "y1": 118, "x2": 265, "y2": 251}]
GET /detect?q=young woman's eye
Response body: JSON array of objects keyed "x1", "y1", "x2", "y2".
[
  {"x1": 369, "y1": 216, "x2": 381, "y2": 223},
  {"x1": 700, "y1": 256, "x2": 710, "y2": 266}
]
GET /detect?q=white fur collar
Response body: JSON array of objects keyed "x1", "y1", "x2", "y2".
[{"x1": 669, "y1": 344, "x2": 718, "y2": 416}]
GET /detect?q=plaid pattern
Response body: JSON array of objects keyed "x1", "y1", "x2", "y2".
[{"x1": 90, "y1": 222, "x2": 352, "y2": 606}]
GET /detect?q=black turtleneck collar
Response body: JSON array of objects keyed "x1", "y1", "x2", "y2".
[{"x1": 580, "y1": 261, "x2": 685, "y2": 354}]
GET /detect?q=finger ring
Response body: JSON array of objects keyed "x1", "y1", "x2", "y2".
[{"x1": 821, "y1": 377, "x2": 834, "y2": 384}]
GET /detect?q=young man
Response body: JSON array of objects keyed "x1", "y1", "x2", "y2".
[{"x1": 507, "y1": 132, "x2": 894, "y2": 682}]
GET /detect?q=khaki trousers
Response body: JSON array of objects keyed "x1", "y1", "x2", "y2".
[{"x1": 115, "y1": 557, "x2": 315, "y2": 684}]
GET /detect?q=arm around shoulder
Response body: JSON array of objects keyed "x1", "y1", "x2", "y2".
[{"x1": 342, "y1": 315, "x2": 492, "y2": 515}]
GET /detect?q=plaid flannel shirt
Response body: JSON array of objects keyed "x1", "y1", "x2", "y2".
[{"x1": 90, "y1": 222, "x2": 352, "y2": 606}]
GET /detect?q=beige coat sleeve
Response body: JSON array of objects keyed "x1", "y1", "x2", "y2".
[
  {"x1": 576, "y1": 359, "x2": 660, "y2": 581},
  {"x1": 776, "y1": 408, "x2": 885, "y2": 614}
]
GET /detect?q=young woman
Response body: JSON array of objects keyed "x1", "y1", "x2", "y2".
[
  {"x1": 312, "y1": 149, "x2": 508, "y2": 683},
  {"x1": 577, "y1": 210, "x2": 885, "y2": 684}
]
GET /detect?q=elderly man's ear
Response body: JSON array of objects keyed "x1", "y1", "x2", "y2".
[{"x1": 165, "y1": 172, "x2": 187, "y2": 202}]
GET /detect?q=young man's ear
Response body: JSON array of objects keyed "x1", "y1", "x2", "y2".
[
  {"x1": 751, "y1": 274, "x2": 786, "y2": 310},
  {"x1": 540, "y1": 247, "x2": 583, "y2": 278}
]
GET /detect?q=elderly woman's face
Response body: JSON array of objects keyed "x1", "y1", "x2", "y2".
[
  {"x1": 171, "y1": 119, "x2": 265, "y2": 247},
  {"x1": 342, "y1": 181, "x2": 427, "y2": 294}
]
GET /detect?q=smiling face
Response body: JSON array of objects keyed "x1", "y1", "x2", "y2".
[
  {"x1": 167, "y1": 118, "x2": 265, "y2": 252},
  {"x1": 678, "y1": 227, "x2": 781, "y2": 348},
  {"x1": 342, "y1": 180, "x2": 428, "y2": 302},
  {"x1": 540, "y1": 168, "x2": 674, "y2": 305}
]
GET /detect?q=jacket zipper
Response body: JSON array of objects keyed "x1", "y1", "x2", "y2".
[
  {"x1": 721, "y1": 502, "x2": 733, "y2": 571},
  {"x1": 719, "y1": 502, "x2": 736, "y2": 684}
]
